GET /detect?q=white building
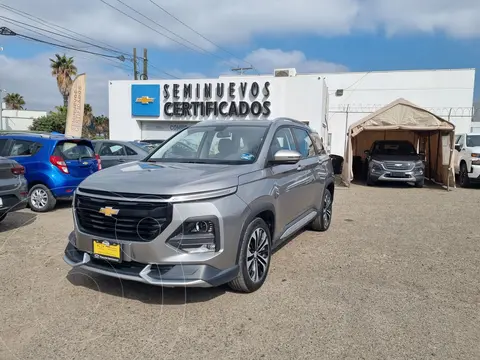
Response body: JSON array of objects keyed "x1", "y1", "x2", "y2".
[
  {"x1": 0, "y1": 104, "x2": 47, "y2": 131},
  {"x1": 108, "y1": 68, "x2": 475, "y2": 157}
]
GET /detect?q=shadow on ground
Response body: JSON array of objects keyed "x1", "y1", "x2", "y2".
[{"x1": 0, "y1": 211, "x2": 37, "y2": 233}]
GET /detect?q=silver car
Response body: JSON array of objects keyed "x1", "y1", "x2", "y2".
[
  {"x1": 64, "y1": 118, "x2": 335, "y2": 293},
  {"x1": 0, "y1": 157, "x2": 28, "y2": 222}
]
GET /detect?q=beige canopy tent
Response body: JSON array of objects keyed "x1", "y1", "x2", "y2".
[{"x1": 341, "y1": 98, "x2": 456, "y2": 189}]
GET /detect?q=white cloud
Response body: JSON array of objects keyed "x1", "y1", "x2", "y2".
[
  {"x1": 0, "y1": 52, "x2": 130, "y2": 115},
  {"x1": 1, "y1": 0, "x2": 479, "y2": 59},
  {"x1": 243, "y1": 49, "x2": 348, "y2": 73}
]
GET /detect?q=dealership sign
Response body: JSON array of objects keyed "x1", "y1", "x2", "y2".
[{"x1": 162, "y1": 81, "x2": 271, "y2": 117}]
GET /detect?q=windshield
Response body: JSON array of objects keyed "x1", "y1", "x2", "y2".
[
  {"x1": 466, "y1": 135, "x2": 480, "y2": 147},
  {"x1": 54, "y1": 140, "x2": 95, "y2": 160},
  {"x1": 372, "y1": 141, "x2": 416, "y2": 156},
  {"x1": 146, "y1": 124, "x2": 269, "y2": 164}
]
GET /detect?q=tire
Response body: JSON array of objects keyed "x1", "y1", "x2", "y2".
[
  {"x1": 310, "y1": 187, "x2": 333, "y2": 232},
  {"x1": 415, "y1": 178, "x2": 424, "y2": 188},
  {"x1": 366, "y1": 172, "x2": 375, "y2": 186},
  {"x1": 228, "y1": 218, "x2": 272, "y2": 293},
  {"x1": 28, "y1": 184, "x2": 56, "y2": 212},
  {"x1": 459, "y1": 163, "x2": 470, "y2": 188}
]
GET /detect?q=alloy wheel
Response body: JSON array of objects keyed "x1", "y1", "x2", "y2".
[
  {"x1": 31, "y1": 188, "x2": 48, "y2": 209},
  {"x1": 323, "y1": 190, "x2": 333, "y2": 228},
  {"x1": 246, "y1": 228, "x2": 270, "y2": 283}
]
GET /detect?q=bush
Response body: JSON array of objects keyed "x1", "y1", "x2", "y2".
[{"x1": 29, "y1": 109, "x2": 66, "y2": 133}]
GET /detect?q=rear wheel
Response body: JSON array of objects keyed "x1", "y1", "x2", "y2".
[
  {"x1": 229, "y1": 218, "x2": 271, "y2": 293},
  {"x1": 459, "y1": 163, "x2": 470, "y2": 188},
  {"x1": 311, "y1": 187, "x2": 333, "y2": 232},
  {"x1": 28, "y1": 184, "x2": 56, "y2": 212}
]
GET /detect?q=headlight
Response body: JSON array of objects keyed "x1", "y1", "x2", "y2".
[
  {"x1": 471, "y1": 153, "x2": 480, "y2": 158},
  {"x1": 166, "y1": 217, "x2": 219, "y2": 253},
  {"x1": 370, "y1": 160, "x2": 383, "y2": 172},
  {"x1": 414, "y1": 160, "x2": 424, "y2": 167}
]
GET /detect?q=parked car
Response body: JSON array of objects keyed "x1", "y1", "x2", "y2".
[
  {"x1": 454, "y1": 133, "x2": 480, "y2": 187},
  {"x1": 132, "y1": 141, "x2": 156, "y2": 153},
  {"x1": 140, "y1": 139, "x2": 165, "y2": 146},
  {"x1": 64, "y1": 118, "x2": 335, "y2": 293},
  {"x1": 0, "y1": 133, "x2": 100, "y2": 212},
  {"x1": 92, "y1": 140, "x2": 150, "y2": 169},
  {"x1": 364, "y1": 140, "x2": 425, "y2": 187},
  {"x1": 0, "y1": 157, "x2": 28, "y2": 222}
]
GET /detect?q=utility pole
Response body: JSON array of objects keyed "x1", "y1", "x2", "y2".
[
  {"x1": 133, "y1": 48, "x2": 138, "y2": 80},
  {"x1": 142, "y1": 48, "x2": 148, "y2": 80},
  {"x1": 231, "y1": 66, "x2": 253, "y2": 75}
]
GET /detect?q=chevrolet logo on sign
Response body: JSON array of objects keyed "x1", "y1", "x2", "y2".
[
  {"x1": 135, "y1": 96, "x2": 154, "y2": 105},
  {"x1": 99, "y1": 206, "x2": 119, "y2": 217}
]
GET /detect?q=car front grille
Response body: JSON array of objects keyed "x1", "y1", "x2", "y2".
[
  {"x1": 383, "y1": 162, "x2": 413, "y2": 171},
  {"x1": 75, "y1": 194, "x2": 172, "y2": 242}
]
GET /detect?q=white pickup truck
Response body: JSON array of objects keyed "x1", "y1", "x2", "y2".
[{"x1": 454, "y1": 133, "x2": 480, "y2": 187}]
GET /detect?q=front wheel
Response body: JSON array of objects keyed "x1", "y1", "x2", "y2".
[
  {"x1": 459, "y1": 163, "x2": 470, "y2": 188},
  {"x1": 28, "y1": 184, "x2": 56, "y2": 212},
  {"x1": 229, "y1": 218, "x2": 272, "y2": 293},
  {"x1": 310, "y1": 187, "x2": 333, "y2": 232},
  {"x1": 415, "y1": 178, "x2": 424, "y2": 188}
]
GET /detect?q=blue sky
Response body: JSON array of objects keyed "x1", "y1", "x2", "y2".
[{"x1": 0, "y1": 0, "x2": 479, "y2": 114}]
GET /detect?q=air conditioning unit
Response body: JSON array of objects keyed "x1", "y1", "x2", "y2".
[{"x1": 274, "y1": 68, "x2": 297, "y2": 77}]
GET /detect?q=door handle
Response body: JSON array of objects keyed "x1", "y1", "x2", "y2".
[
  {"x1": 118, "y1": 159, "x2": 126, "y2": 163},
  {"x1": 296, "y1": 164, "x2": 304, "y2": 171}
]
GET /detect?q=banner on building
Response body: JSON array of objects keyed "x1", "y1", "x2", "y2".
[{"x1": 65, "y1": 73, "x2": 86, "y2": 137}]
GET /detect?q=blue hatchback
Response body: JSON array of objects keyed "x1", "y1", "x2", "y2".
[{"x1": 0, "y1": 132, "x2": 100, "y2": 212}]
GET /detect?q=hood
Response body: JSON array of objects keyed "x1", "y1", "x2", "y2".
[
  {"x1": 371, "y1": 154, "x2": 421, "y2": 162},
  {"x1": 79, "y1": 161, "x2": 248, "y2": 195},
  {"x1": 468, "y1": 146, "x2": 480, "y2": 154}
]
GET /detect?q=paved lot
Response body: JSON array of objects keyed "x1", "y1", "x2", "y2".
[{"x1": 0, "y1": 183, "x2": 479, "y2": 360}]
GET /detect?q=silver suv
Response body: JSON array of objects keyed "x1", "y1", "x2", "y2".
[{"x1": 64, "y1": 118, "x2": 335, "y2": 293}]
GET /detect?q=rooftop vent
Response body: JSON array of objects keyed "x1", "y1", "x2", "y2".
[{"x1": 274, "y1": 68, "x2": 297, "y2": 77}]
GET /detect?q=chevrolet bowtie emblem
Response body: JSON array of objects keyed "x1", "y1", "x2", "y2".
[
  {"x1": 136, "y1": 96, "x2": 154, "y2": 104},
  {"x1": 99, "y1": 206, "x2": 119, "y2": 217}
]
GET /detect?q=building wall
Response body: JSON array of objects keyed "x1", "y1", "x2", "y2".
[
  {"x1": 109, "y1": 68, "x2": 475, "y2": 157},
  {"x1": 1, "y1": 109, "x2": 47, "y2": 131},
  {"x1": 108, "y1": 76, "x2": 328, "y2": 141}
]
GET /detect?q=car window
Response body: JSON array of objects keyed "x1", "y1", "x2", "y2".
[
  {"x1": 268, "y1": 127, "x2": 297, "y2": 159},
  {"x1": 372, "y1": 141, "x2": 416, "y2": 155},
  {"x1": 310, "y1": 132, "x2": 326, "y2": 155},
  {"x1": 466, "y1": 135, "x2": 480, "y2": 147},
  {"x1": 99, "y1": 143, "x2": 126, "y2": 156},
  {"x1": 125, "y1": 146, "x2": 138, "y2": 156},
  {"x1": 291, "y1": 128, "x2": 316, "y2": 158},
  {"x1": 8, "y1": 139, "x2": 41, "y2": 156},
  {"x1": 148, "y1": 125, "x2": 268, "y2": 164},
  {"x1": 455, "y1": 135, "x2": 462, "y2": 144},
  {"x1": 54, "y1": 141, "x2": 95, "y2": 160},
  {"x1": 0, "y1": 139, "x2": 8, "y2": 155}
]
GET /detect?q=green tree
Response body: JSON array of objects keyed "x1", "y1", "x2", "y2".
[
  {"x1": 3, "y1": 93, "x2": 25, "y2": 110},
  {"x1": 29, "y1": 107, "x2": 67, "y2": 133},
  {"x1": 49, "y1": 54, "x2": 77, "y2": 107},
  {"x1": 92, "y1": 115, "x2": 109, "y2": 138}
]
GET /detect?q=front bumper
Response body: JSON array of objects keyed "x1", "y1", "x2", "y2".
[
  {"x1": 64, "y1": 192, "x2": 248, "y2": 287},
  {"x1": 64, "y1": 242, "x2": 238, "y2": 287},
  {"x1": 369, "y1": 163, "x2": 424, "y2": 183},
  {"x1": 467, "y1": 164, "x2": 480, "y2": 182}
]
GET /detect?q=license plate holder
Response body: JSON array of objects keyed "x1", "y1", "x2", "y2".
[
  {"x1": 92, "y1": 240, "x2": 122, "y2": 262},
  {"x1": 391, "y1": 172, "x2": 405, "y2": 177}
]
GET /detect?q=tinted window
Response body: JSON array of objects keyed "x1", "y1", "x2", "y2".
[
  {"x1": 99, "y1": 143, "x2": 126, "y2": 156},
  {"x1": 466, "y1": 135, "x2": 480, "y2": 147},
  {"x1": 125, "y1": 146, "x2": 138, "y2": 156},
  {"x1": 310, "y1": 132, "x2": 326, "y2": 154},
  {"x1": 291, "y1": 128, "x2": 316, "y2": 158},
  {"x1": 269, "y1": 128, "x2": 297, "y2": 159},
  {"x1": 9, "y1": 139, "x2": 41, "y2": 156},
  {"x1": 148, "y1": 125, "x2": 268, "y2": 164},
  {"x1": 54, "y1": 141, "x2": 95, "y2": 160},
  {"x1": 0, "y1": 139, "x2": 8, "y2": 155},
  {"x1": 372, "y1": 141, "x2": 416, "y2": 155}
]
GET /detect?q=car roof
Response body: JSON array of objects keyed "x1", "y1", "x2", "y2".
[
  {"x1": 0, "y1": 132, "x2": 90, "y2": 142},
  {"x1": 192, "y1": 117, "x2": 308, "y2": 128}
]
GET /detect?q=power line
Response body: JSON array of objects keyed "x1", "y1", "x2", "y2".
[
  {"x1": 100, "y1": 0, "x2": 238, "y2": 67},
  {"x1": 147, "y1": 0, "x2": 258, "y2": 72},
  {"x1": 0, "y1": 3, "x2": 129, "y2": 56},
  {"x1": 0, "y1": 26, "x2": 126, "y2": 60}
]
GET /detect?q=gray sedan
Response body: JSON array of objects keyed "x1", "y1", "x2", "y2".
[
  {"x1": 0, "y1": 156, "x2": 28, "y2": 222},
  {"x1": 92, "y1": 140, "x2": 150, "y2": 169}
]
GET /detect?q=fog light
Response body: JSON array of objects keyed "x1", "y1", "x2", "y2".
[{"x1": 166, "y1": 219, "x2": 218, "y2": 253}]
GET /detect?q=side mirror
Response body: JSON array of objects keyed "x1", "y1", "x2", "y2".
[
  {"x1": 454, "y1": 144, "x2": 461, "y2": 152},
  {"x1": 271, "y1": 149, "x2": 301, "y2": 164},
  {"x1": 364, "y1": 150, "x2": 370, "y2": 155}
]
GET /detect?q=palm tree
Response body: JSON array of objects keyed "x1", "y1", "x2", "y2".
[
  {"x1": 49, "y1": 54, "x2": 77, "y2": 107},
  {"x1": 3, "y1": 93, "x2": 25, "y2": 110}
]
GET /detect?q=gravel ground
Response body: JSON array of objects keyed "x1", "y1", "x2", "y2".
[{"x1": 0, "y1": 183, "x2": 479, "y2": 360}]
